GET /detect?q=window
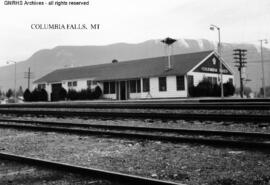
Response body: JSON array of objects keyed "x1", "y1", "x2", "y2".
[
  {"x1": 109, "y1": 82, "x2": 115, "y2": 94},
  {"x1": 103, "y1": 81, "x2": 116, "y2": 94},
  {"x1": 176, "y1": 76, "x2": 185, "y2": 91},
  {"x1": 103, "y1": 82, "x2": 109, "y2": 94},
  {"x1": 130, "y1": 80, "x2": 136, "y2": 93},
  {"x1": 206, "y1": 77, "x2": 217, "y2": 87},
  {"x1": 68, "y1": 81, "x2": 77, "y2": 88},
  {"x1": 159, "y1": 77, "x2": 167, "y2": 91},
  {"x1": 129, "y1": 79, "x2": 141, "y2": 93},
  {"x1": 143, "y1": 78, "x2": 150, "y2": 92},
  {"x1": 38, "y1": 84, "x2": 46, "y2": 90}
]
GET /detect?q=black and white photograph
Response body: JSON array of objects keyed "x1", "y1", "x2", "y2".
[{"x1": 0, "y1": 0, "x2": 270, "y2": 184}]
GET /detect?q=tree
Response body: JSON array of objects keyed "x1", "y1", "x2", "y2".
[
  {"x1": 235, "y1": 86, "x2": 252, "y2": 97},
  {"x1": 23, "y1": 89, "x2": 31, "y2": 102},
  {"x1": 6, "y1": 89, "x2": 13, "y2": 98},
  {"x1": 259, "y1": 86, "x2": 270, "y2": 98},
  {"x1": 17, "y1": 86, "x2": 24, "y2": 97}
]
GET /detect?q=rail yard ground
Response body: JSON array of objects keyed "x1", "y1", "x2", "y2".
[
  {"x1": 0, "y1": 99, "x2": 269, "y2": 185},
  {"x1": 0, "y1": 118, "x2": 270, "y2": 185},
  {"x1": 1, "y1": 115, "x2": 270, "y2": 133},
  {"x1": 0, "y1": 158, "x2": 113, "y2": 185}
]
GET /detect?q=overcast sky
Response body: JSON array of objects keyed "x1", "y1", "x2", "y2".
[{"x1": 0, "y1": 0, "x2": 269, "y2": 66}]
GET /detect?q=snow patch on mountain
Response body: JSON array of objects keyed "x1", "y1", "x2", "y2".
[
  {"x1": 196, "y1": 39, "x2": 204, "y2": 49},
  {"x1": 177, "y1": 39, "x2": 190, "y2": 48}
]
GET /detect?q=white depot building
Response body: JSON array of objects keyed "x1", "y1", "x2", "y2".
[{"x1": 34, "y1": 50, "x2": 234, "y2": 101}]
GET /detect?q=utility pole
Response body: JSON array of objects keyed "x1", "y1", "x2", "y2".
[
  {"x1": 233, "y1": 49, "x2": 247, "y2": 98},
  {"x1": 24, "y1": 67, "x2": 34, "y2": 89},
  {"x1": 6, "y1": 60, "x2": 17, "y2": 100},
  {"x1": 259, "y1": 39, "x2": 268, "y2": 98},
  {"x1": 210, "y1": 24, "x2": 223, "y2": 98}
]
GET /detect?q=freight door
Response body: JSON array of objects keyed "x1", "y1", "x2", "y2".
[{"x1": 51, "y1": 83, "x2": 62, "y2": 101}]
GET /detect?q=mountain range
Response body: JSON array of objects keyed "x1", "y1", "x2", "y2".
[{"x1": 0, "y1": 39, "x2": 269, "y2": 93}]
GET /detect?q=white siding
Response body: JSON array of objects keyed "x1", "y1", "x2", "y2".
[
  {"x1": 140, "y1": 76, "x2": 187, "y2": 98},
  {"x1": 130, "y1": 93, "x2": 142, "y2": 99}
]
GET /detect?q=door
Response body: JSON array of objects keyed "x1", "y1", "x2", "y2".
[
  {"x1": 120, "y1": 81, "x2": 126, "y2": 100},
  {"x1": 187, "y1": 75, "x2": 194, "y2": 97},
  {"x1": 51, "y1": 83, "x2": 63, "y2": 101}
]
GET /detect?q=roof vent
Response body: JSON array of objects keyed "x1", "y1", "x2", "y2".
[{"x1": 112, "y1": 59, "x2": 118, "y2": 63}]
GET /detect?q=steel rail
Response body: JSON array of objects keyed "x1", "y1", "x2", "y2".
[
  {"x1": 0, "y1": 123, "x2": 270, "y2": 151},
  {"x1": 0, "y1": 118, "x2": 270, "y2": 139},
  {"x1": 0, "y1": 152, "x2": 180, "y2": 185},
  {"x1": 0, "y1": 109, "x2": 269, "y2": 122},
  {"x1": 0, "y1": 102, "x2": 270, "y2": 109}
]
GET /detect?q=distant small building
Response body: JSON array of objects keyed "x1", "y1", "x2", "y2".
[{"x1": 33, "y1": 50, "x2": 234, "y2": 101}]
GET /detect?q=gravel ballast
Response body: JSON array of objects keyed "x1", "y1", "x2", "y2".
[
  {"x1": 1, "y1": 114, "x2": 269, "y2": 133},
  {"x1": 0, "y1": 159, "x2": 114, "y2": 185},
  {"x1": 0, "y1": 128, "x2": 270, "y2": 185},
  {"x1": 1, "y1": 107, "x2": 270, "y2": 115}
]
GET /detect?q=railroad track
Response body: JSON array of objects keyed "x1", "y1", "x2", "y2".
[
  {"x1": 0, "y1": 100, "x2": 270, "y2": 110},
  {"x1": 0, "y1": 109, "x2": 269, "y2": 122},
  {"x1": 0, "y1": 152, "x2": 180, "y2": 185},
  {"x1": 0, "y1": 118, "x2": 270, "y2": 151}
]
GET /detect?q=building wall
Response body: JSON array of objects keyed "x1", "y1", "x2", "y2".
[
  {"x1": 144, "y1": 76, "x2": 187, "y2": 98},
  {"x1": 34, "y1": 72, "x2": 234, "y2": 101}
]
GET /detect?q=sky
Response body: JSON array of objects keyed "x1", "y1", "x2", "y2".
[{"x1": 0, "y1": 0, "x2": 269, "y2": 66}]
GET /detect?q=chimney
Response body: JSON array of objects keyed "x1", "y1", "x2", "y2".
[{"x1": 161, "y1": 37, "x2": 177, "y2": 70}]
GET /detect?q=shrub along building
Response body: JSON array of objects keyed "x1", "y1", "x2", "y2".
[{"x1": 33, "y1": 50, "x2": 234, "y2": 101}]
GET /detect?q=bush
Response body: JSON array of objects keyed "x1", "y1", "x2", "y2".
[
  {"x1": 30, "y1": 88, "x2": 39, "y2": 101},
  {"x1": 23, "y1": 89, "x2": 31, "y2": 102},
  {"x1": 223, "y1": 81, "x2": 235, "y2": 96},
  {"x1": 6, "y1": 89, "x2": 13, "y2": 98},
  {"x1": 58, "y1": 87, "x2": 67, "y2": 101},
  {"x1": 40, "y1": 89, "x2": 48, "y2": 101},
  {"x1": 66, "y1": 86, "x2": 102, "y2": 101},
  {"x1": 92, "y1": 86, "x2": 102, "y2": 99},
  {"x1": 67, "y1": 89, "x2": 78, "y2": 100},
  {"x1": 189, "y1": 79, "x2": 234, "y2": 97},
  {"x1": 23, "y1": 88, "x2": 48, "y2": 102}
]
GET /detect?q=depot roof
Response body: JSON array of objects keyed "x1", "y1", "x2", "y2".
[{"x1": 34, "y1": 50, "x2": 215, "y2": 83}]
